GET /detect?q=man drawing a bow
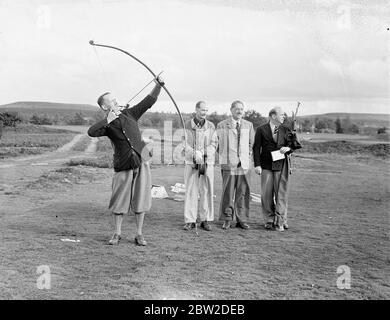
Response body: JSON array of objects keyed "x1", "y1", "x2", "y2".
[{"x1": 88, "y1": 75, "x2": 165, "y2": 246}]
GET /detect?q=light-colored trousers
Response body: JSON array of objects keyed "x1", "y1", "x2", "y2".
[
  {"x1": 109, "y1": 162, "x2": 151, "y2": 214},
  {"x1": 219, "y1": 167, "x2": 251, "y2": 223},
  {"x1": 261, "y1": 160, "x2": 290, "y2": 227},
  {"x1": 184, "y1": 164, "x2": 214, "y2": 223}
]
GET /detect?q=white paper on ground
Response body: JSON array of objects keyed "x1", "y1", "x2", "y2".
[
  {"x1": 170, "y1": 183, "x2": 186, "y2": 194},
  {"x1": 151, "y1": 185, "x2": 169, "y2": 198},
  {"x1": 271, "y1": 150, "x2": 285, "y2": 161},
  {"x1": 61, "y1": 238, "x2": 80, "y2": 243}
]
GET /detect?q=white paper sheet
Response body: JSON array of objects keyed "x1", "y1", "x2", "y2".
[{"x1": 271, "y1": 150, "x2": 285, "y2": 161}]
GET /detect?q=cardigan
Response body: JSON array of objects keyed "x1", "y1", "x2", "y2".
[{"x1": 88, "y1": 94, "x2": 157, "y2": 172}]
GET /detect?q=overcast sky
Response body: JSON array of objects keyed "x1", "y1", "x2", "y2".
[{"x1": 0, "y1": 0, "x2": 389, "y2": 115}]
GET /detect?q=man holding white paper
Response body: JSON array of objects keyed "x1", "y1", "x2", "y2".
[{"x1": 253, "y1": 106, "x2": 298, "y2": 231}]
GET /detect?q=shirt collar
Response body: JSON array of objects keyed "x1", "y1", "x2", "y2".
[
  {"x1": 193, "y1": 117, "x2": 206, "y2": 128},
  {"x1": 231, "y1": 117, "x2": 241, "y2": 127},
  {"x1": 270, "y1": 121, "x2": 278, "y2": 131}
]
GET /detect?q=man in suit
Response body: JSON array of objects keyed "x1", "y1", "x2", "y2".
[
  {"x1": 217, "y1": 100, "x2": 255, "y2": 230},
  {"x1": 253, "y1": 106, "x2": 299, "y2": 231},
  {"x1": 183, "y1": 101, "x2": 218, "y2": 231},
  {"x1": 88, "y1": 75, "x2": 165, "y2": 246}
]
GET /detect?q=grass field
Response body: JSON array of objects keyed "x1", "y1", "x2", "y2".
[
  {"x1": 0, "y1": 126, "x2": 389, "y2": 300},
  {"x1": 66, "y1": 131, "x2": 390, "y2": 170},
  {"x1": 0, "y1": 153, "x2": 389, "y2": 299},
  {"x1": 71, "y1": 135, "x2": 94, "y2": 152},
  {"x1": 300, "y1": 132, "x2": 390, "y2": 144}
]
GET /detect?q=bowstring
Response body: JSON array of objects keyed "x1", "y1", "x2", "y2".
[
  {"x1": 126, "y1": 71, "x2": 164, "y2": 105},
  {"x1": 91, "y1": 42, "x2": 163, "y2": 106},
  {"x1": 92, "y1": 44, "x2": 113, "y2": 89}
]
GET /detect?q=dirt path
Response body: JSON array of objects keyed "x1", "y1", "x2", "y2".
[
  {"x1": 56, "y1": 134, "x2": 85, "y2": 153},
  {"x1": 0, "y1": 126, "x2": 98, "y2": 192}
]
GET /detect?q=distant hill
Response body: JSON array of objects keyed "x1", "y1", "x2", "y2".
[
  {"x1": 0, "y1": 101, "x2": 98, "y2": 118},
  {"x1": 298, "y1": 113, "x2": 390, "y2": 128},
  {"x1": 0, "y1": 101, "x2": 96, "y2": 111}
]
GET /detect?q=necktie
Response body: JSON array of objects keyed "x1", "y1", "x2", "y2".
[
  {"x1": 273, "y1": 125, "x2": 278, "y2": 142},
  {"x1": 236, "y1": 122, "x2": 240, "y2": 156}
]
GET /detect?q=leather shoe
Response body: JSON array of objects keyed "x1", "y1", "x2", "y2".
[
  {"x1": 283, "y1": 223, "x2": 289, "y2": 230},
  {"x1": 183, "y1": 223, "x2": 196, "y2": 231},
  {"x1": 135, "y1": 235, "x2": 147, "y2": 246},
  {"x1": 275, "y1": 225, "x2": 285, "y2": 232},
  {"x1": 222, "y1": 221, "x2": 231, "y2": 229},
  {"x1": 200, "y1": 221, "x2": 212, "y2": 231},
  {"x1": 236, "y1": 222, "x2": 250, "y2": 229},
  {"x1": 264, "y1": 222, "x2": 274, "y2": 230},
  {"x1": 108, "y1": 233, "x2": 121, "y2": 245}
]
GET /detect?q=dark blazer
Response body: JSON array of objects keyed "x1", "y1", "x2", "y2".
[
  {"x1": 253, "y1": 122, "x2": 294, "y2": 171},
  {"x1": 88, "y1": 94, "x2": 157, "y2": 171}
]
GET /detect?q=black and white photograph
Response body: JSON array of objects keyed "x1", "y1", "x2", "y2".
[{"x1": 0, "y1": 0, "x2": 389, "y2": 304}]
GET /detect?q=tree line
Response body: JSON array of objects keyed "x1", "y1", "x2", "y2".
[
  {"x1": 0, "y1": 110, "x2": 386, "y2": 136},
  {"x1": 299, "y1": 116, "x2": 361, "y2": 134}
]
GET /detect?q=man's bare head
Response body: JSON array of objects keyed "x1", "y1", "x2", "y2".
[
  {"x1": 195, "y1": 101, "x2": 208, "y2": 120},
  {"x1": 269, "y1": 106, "x2": 285, "y2": 125},
  {"x1": 230, "y1": 100, "x2": 244, "y2": 121},
  {"x1": 97, "y1": 92, "x2": 119, "y2": 113}
]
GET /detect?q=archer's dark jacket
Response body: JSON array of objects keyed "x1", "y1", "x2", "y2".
[
  {"x1": 253, "y1": 122, "x2": 296, "y2": 171},
  {"x1": 87, "y1": 94, "x2": 157, "y2": 172}
]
